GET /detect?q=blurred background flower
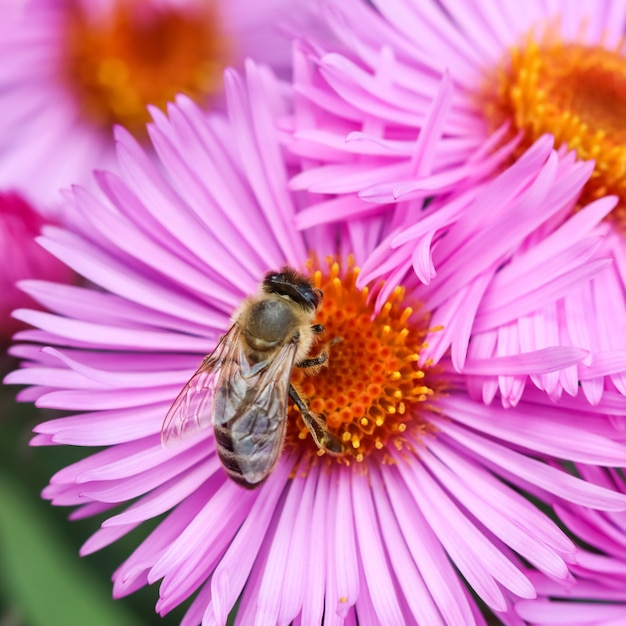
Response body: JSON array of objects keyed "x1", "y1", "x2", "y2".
[
  {"x1": 0, "y1": 0, "x2": 318, "y2": 208},
  {"x1": 5, "y1": 62, "x2": 626, "y2": 625},
  {"x1": 0, "y1": 192, "x2": 74, "y2": 347},
  {"x1": 288, "y1": 0, "x2": 626, "y2": 208}
]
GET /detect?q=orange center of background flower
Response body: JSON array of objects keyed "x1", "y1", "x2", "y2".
[
  {"x1": 482, "y1": 34, "x2": 626, "y2": 228},
  {"x1": 286, "y1": 261, "x2": 439, "y2": 465},
  {"x1": 61, "y1": 0, "x2": 230, "y2": 138}
]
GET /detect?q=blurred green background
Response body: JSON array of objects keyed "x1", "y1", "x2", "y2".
[{"x1": 0, "y1": 353, "x2": 187, "y2": 626}]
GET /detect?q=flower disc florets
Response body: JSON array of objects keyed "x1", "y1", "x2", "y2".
[
  {"x1": 61, "y1": 1, "x2": 229, "y2": 137},
  {"x1": 287, "y1": 259, "x2": 440, "y2": 464},
  {"x1": 483, "y1": 29, "x2": 626, "y2": 228}
]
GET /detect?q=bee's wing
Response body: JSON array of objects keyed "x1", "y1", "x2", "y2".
[
  {"x1": 161, "y1": 324, "x2": 242, "y2": 447},
  {"x1": 213, "y1": 339, "x2": 299, "y2": 485}
]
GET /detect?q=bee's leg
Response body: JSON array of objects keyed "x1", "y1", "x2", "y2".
[
  {"x1": 289, "y1": 385, "x2": 344, "y2": 455},
  {"x1": 296, "y1": 352, "x2": 328, "y2": 369}
]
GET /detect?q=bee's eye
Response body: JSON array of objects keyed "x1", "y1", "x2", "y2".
[{"x1": 312, "y1": 288, "x2": 323, "y2": 307}]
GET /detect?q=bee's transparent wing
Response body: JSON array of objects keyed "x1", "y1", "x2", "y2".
[
  {"x1": 213, "y1": 339, "x2": 299, "y2": 485},
  {"x1": 161, "y1": 325, "x2": 241, "y2": 447}
]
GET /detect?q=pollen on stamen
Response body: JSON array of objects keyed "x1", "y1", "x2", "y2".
[
  {"x1": 480, "y1": 26, "x2": 626, "y2": 229},
  {"x1": 286, "y1": 258, "x2": 443, "y2": 466},
  {"x1": 60, "y1": 1, "x2": 231, "y2": 139}
]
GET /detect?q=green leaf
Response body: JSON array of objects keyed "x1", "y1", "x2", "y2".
[{"x1": 0, "y1": 472, "x2": 145, "y2": 626}]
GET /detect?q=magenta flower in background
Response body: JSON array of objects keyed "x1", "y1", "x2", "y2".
[
  {"x1": 510, "y1": 466, "x2": 626, "y2": 625},
  {"x1": 515, "y1": 575, "x2": 626, "y2": 626},
  {"x1": 286, "y1": 0, "x2": 626, "y2": 404},
  {"x1": 5, "y1": 62, "x2": 626, "y2": 625},
  {"x1": 0, "y1": 0, "x2": 317, "y2": 208},
  {"x1": 0, "y1": 192, "x2": 74, "y2": 346}
]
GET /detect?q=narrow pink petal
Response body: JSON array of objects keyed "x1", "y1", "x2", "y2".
[
  {"x1": 427, "y1": 439, "x2": 575, "y2": 557},
  {"x1": 354, "y1": 551, "x2": 392, "y2": 626},
  {"x1": 382, "y1": 464, "x2": 477, "y2": 626},
  {"x1": 475, "y1": 256, "x2": 610, "y2": 333},
  {"x1": 37, "y1": 227, "x2": 227, "y2": 328},
  {"x1": 70, "y1": 184, "x2": 238, "y2": 312},
  {"x1": 80, "y1": 445, "x2": 212, "y2": 504},
  {"x1": 290, "y1": 160, "x2": 409, "y2": 194},
  {"x1": 439, "y1": 395, "x2": 626, "y2": 465},
  {"x1": 295, "y1": 195, "x2": 383, "y2": 231},
  {"x1": 40, "y1": 347, "x2": 193, "y2": 388},
  {"x1": 102, "y1": 457, "x2": 221, "y2": 526},
  {"x1": 555, "y1": 504, "x2": 626, "y2": 557},
  {"x1": 206, "y1": 459, "x2": 292, "y2": 626},
  {"x1": 498, "y1": 196, "x2": 615, "y2": 289},
  {"x1": 36, "y1": 385, "x2": 179, "y2": 411},
  {"x1": 391, "y1": 185, "x2": 480, "y2": 249},
  {"x1": 493, "y1": 322, "x2": 526, "y2": 408},
  {"x1": 82, "y1": 521, "x2": 142, "y2": 557},
  {"x1": 409, "y1": 70, "x2": 454, "y2": 177},
  {"x1": 411, "y1": 229, "x2": 437, "y2": 284},
  {"x1": 277, "y1": 464, "x2": 319, "y2": 625},
  {"x1": 300, "y1": 467, "x2": 329, "y2": 626},
  {"x1": 49, "y1": 437, "x2": 161, "y2": 484},
  {"x1": 421, "y1": 285, "x2": 473, "y2": 366},
  {"x1": 14, "y1": 307, "x2": 217, "y2": 354},
  {"x1": 397, "y1": 456, "x2": 536, "y2": 609},
  {"x1": 463, "y1": 346, "x2": 588, "y2": 376},
  {"x1": 231, "y1": 545, "x2": 270, "y2": 626},
  {"x1": 579, "y1": 350, "x2": 626, "y2": 379},
  {"x1": 370, "y1": 466, "x2": 446, "y2": 625},
  {"x1": 152, "y1": 97, "x2": 285, "y2": 274},
  {"x1": 438, "y1": 423, "x2": 626, "y2": 511},
  {"x1": 19, "y1": 279, "x2": 214, "y2": 336},
  {"x1": 255, "y1": 464, "x2": 310, "y2": 625},
  {"x1": 149, "y1": 479, "x2": 254, "y2": 584},
  {"x1": 180, "y1": 580, "x2": 212, "y2": 626},
  {"x1": 450, "y1": 272, "x2": 492, "y2": 369},
  {"x1": 111, "y1": 487, "x2": 212, "y2": 596},
  {"x1": 224, "y1": 67, "x2": 306, "y2": 266},
  {"x1": 515, "y1": 599, "x2": 626, "y2": 623},
  {"x1": 77, "y1": 436, "x2": 202, "y2": 482},
  {"x1": 68, "y1": 501, "x2": 116, "y2": 520},
  {"x1": 351, "y1": 470, "x2": 404, "y2": 624},
  {"x1": 113, "y1": 126, "x2": 264, "y2": 292},
  {"x1": 333, "y1": 465, "x2": 360, "y2": 616},
  {"x1": 34, "y1": 405, "x2": 164, "y2": 446},
  {"x1": 6, "y1": 367, "x2": 107, "y2": 390},
  {"x1": 425, "y1": 135, "x2": 555, "y2": 286},
  {"x1": 421, "y1": 446, "x2": 572, "y2": 579}
]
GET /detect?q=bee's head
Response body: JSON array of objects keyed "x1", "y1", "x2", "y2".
[{"x1": 263, "y1": 267, "x2": 322, "y2": 312}]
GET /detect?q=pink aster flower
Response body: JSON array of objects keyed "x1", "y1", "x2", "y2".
[
  {"x1": 287, "y1": 1, "x2": 626, "y2": 403},
  {"x1": 0, "y1": 0, "x2": 317, "y2": 208},
  {"x1": 0, "y1": 191, "x2": 74, "y2": 346},
  {"x1": 6, "y1": 63, "x2": 626, "y2": 625}
]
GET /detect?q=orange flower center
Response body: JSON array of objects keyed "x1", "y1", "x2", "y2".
[
  {"x1": 60, "y1": 0, "x2": 230, "y2": 138},
  {"x1": 481, "y1": 31, "x2": 626, "y2": 228},
  {"x1": 286, "y1": 260, "x2": 440, "y2": 465}
]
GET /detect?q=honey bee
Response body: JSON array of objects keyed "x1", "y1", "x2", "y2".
[{"x1": 161, "y1": 267, "x2": 343, "y2": 488}]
